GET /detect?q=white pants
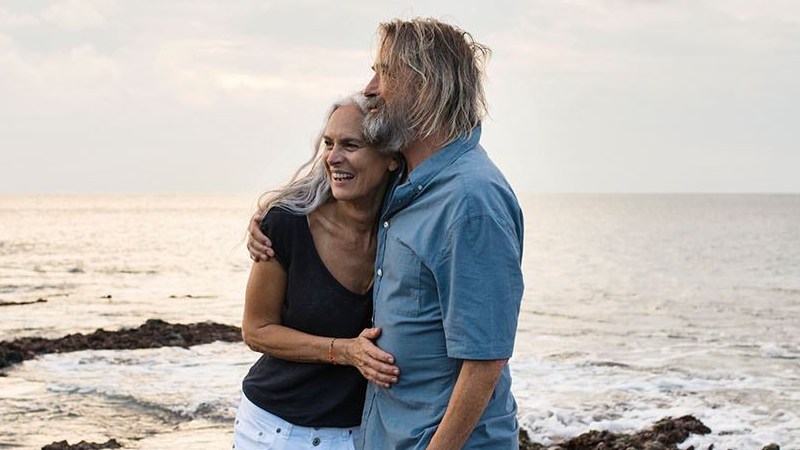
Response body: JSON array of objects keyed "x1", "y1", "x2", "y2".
[{"x1": 232, "y1": 394, "x2": 359, "y2": 450}]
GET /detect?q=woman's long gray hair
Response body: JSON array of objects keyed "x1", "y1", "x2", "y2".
[{"x1": 257, "y1": 93, "x2": 394, "y2": 216}]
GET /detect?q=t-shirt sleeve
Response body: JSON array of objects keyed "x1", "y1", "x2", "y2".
[
  {"x1": 435, "y1": 214, "x2": 524, "y2": 360},
  {"x1": 259, "y1": 207, "x2": 298, "y2": 271}
]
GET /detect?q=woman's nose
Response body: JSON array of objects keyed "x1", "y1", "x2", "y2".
[{"x1": 327, "y1": 146, "x2": 344, "y2": 165}]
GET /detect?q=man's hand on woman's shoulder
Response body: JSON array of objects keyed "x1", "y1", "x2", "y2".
[{"x1": 247, "y1": 212, "x2": 275, "y2": 262}]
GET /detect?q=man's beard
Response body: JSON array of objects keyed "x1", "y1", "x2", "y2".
[{"x1": 363, "y1": 96, "x2": 414, "y2": 154}]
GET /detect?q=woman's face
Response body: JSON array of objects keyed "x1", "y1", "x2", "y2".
[{"x1": 322, "y1": 104, "x2": 398, "y2": 204}]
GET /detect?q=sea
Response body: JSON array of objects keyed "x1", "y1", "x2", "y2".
[{"x1": 0, "y1": 193, "x2": 798, "y2": 449}]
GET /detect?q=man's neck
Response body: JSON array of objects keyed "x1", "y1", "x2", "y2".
[{"x1": 401, "y1": 132, "x2": 448, "y2": 174}]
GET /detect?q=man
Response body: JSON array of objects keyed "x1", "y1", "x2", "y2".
[{"x1": 249, "y1": 18, "x2": 524, "y2": 450}]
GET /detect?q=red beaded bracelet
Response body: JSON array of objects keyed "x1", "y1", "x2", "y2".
[{"x1": 328, "y1": 338, "x2": 338, "y2": 365}]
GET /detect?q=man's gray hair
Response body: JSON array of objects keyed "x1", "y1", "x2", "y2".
[{"x1": 376, "y1": 18, "x2": 491, "y2": 145}]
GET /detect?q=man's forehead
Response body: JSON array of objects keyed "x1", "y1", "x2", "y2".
[{"x1": 372, "y1": 39, "x2": 394, "y2": 72}]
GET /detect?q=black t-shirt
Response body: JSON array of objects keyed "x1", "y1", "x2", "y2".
[{"x1": 241, "y1": 207, "x2": 372, "y2": 427}]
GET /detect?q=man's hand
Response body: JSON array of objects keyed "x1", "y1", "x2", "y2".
[
  {"x1": 340, "y1": 327, "x2": 400, "y2": 388},
  {"x1": 247, "y1": 212, "x2": 275, "y2": 262}
]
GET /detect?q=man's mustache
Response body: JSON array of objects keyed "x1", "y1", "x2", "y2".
[{"x1": 365, "y1": 96, "x2": 384, "y2": 112}]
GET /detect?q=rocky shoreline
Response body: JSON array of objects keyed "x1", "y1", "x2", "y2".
[
  {"x1": 40, "y1": 417, "x2": 781, "y2": 450},
  {"x1": 42, "y1": 440, "x2": 121, "y2": 450},
  {"x1": 0, "y1": 320, "x2": 783, "y2": 450},
  {"x1": 0, "y1": 298, "x2": 48, "y2": 307},
  {"x1": 0, "y1": 318, "x2": 242, "y2": 370},
  {"x1": 519, "y1": 415, "x2": 779, "y2": 450}
]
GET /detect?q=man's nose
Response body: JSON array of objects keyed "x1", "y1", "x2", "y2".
[{"x1": 363, "y1": 73, "x2": 379, "y2": 97}]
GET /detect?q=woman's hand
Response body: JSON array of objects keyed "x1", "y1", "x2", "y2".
[
  {"x1": 247, "y1": 212, "x2": 275, "y2": 262},
  {"x1": 340, "y1": 328, "x2": 400, "y2": 388}
]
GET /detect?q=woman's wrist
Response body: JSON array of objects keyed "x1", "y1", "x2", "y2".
[{"x1": 327, "y1": 338, "x2": 338, "y2": 365}]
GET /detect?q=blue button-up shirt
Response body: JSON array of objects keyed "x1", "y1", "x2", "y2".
[{"x1": 359, "y1": 127, "x2": 525, "y2": 449}]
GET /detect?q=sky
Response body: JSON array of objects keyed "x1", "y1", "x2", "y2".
[{"x1": 1, "y1": 0, "x2": 799, "y2": 194}]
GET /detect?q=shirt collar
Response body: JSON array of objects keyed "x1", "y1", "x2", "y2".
[
  {"x1": 404, "y1": 125, "x2": 482, "y2": 192},
  {"x1": 380, "y1": 125, "x2": 482, "y2": 220}
]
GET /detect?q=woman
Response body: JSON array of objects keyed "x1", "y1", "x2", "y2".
[{"x1": 234, "y1": 94, "x2": 401, "y2": 449}]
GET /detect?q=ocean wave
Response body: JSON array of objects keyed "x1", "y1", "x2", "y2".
[
  {"x1": 45, "y1": 384, "x2": 237, "y2": 422},
  {"x1": 509, "y1": 356, "x2": 799, "y2": 449},
  {"x1": 13, "y1": 343, "x2": 256, "y2": 423},
  {"x1": 99, "y1": 268, "x2": 161, "y2": 275},
  {"x1": 0, "y1": 283, "x2": 76, "y2": 294}
]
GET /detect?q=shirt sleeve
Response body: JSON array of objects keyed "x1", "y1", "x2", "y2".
[
  {"x1": 435, "y1": 214, "x2": 524, "y2": 360},
  {"x1": 259, "y1": 207, "x2": 296, "y2": 271}
]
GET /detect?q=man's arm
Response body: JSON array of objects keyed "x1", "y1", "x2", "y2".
[{"x1": 426, "y1": 359, "x2": 507, "y2": 450}]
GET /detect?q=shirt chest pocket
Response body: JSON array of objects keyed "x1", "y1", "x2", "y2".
[{"x1": 380, "y1": 237, "x2": 423, "y2": 317}]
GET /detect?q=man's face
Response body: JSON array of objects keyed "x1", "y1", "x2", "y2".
[
  {"x1": 363, "y1": 59, "x2": 402, "y2": 111},
  {"x1": 362, "y1": 54, "x2": 415, "y2": 150}
]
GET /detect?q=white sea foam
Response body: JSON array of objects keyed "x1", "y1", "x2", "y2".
[
  {"x1": 510, "y1": 355, "x2": 799, "y2": 448},
  {"x1": 15, "y1": 342, "x2": 258, "y2": 421}
]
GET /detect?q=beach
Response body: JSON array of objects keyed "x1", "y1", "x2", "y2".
[{"x1": 1, "y1": 193, "x2": 798, "y2": 449}]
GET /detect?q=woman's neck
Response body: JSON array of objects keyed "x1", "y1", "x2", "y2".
[
  {"x1": 324, "y1": 200, "x2": 377, "y2": 234},
  {"x1": 318, "y1": 180, "x2": 392, "y2": 235}
]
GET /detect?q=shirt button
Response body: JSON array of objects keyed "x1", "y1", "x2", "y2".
[
  {"x1": 383, "y1": 221, "x2": 389, "y2": 228},
  {"x1": 312, "y1": 437, "x2": 321, "y2": 446},
  {"x1": 377, "y1": 268, "x2": 383, "y2": 277},
  {"x1": 417, "y1": 185, "x2": 423, "y2": 191}
]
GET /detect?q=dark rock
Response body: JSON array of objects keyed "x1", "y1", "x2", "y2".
[
  {"x1": 521, "y1": 415, "x2": 712, "y2": 450},
  {"x1": 644, "y1": 442, "x2": 668, "y2": 450},
  {"x1": 519, "y1": 427, "x2": 546, "y2": 450},
  {"x1": 762, "y1": 445, "x2": 780, "y2": 450},
  {"x1": 0, "y1": 298, "x2": 48, "y2": 307},
  {"x1": 0, "y1": 319, "x2": 242, "y2": 369},
  {"x1": 41, "y1": 438, "x2": 122, "y2": 449}
]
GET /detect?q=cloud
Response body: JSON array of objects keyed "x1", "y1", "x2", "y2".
[
  {"x1": 0, "y1": 40, "x2": 126, "y2": 121},
  {"x1": 489, "y1": 0, "x2": 800, "y2": 84},
  {"x1": 0, "y1": 7, "x2": 41, "y2": 28},
  {"x1": 152, "y1": 38, "x2": 368, "y2": 105},
  {"x1": 216, "y1": 72, "x2": 312, "y2": 92},
  {"x1": 41, "y1": 0, "x2": 106, "y2": 31},
  {"x1": 2, "y1": 0, "x2": 798, "y2": 192},
  {"x1": 0, "y1": 1, "x2": 107, "y2": 31}
]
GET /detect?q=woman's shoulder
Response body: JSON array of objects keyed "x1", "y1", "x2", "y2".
[
  {"x1": 261, "y1": 206, "x2": 308, "y2": 234},
  {"x1": 264, "y1": 205, "x2": 306, "y2": 220}
]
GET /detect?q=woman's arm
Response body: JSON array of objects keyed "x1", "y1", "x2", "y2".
[{"x1": 241, "y1": 260, "x2": 400, "y2": 387}]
